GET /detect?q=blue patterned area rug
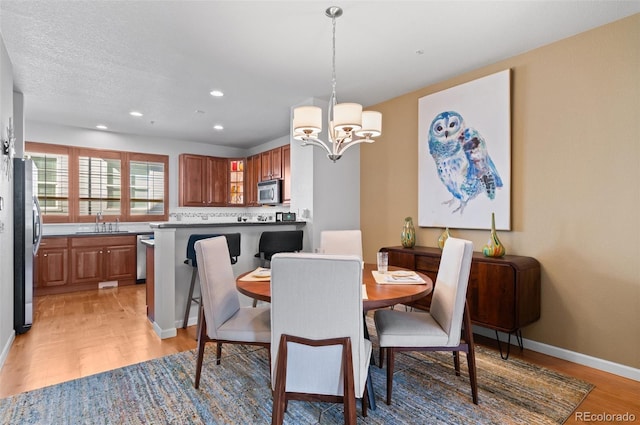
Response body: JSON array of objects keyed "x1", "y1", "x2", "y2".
[{"x1": 0, "y1": 341, "x2": 592, "y2": 424}]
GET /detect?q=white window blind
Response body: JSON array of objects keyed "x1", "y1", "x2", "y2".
[
  {"x1": 30, "y1": 152, "x2": 70, "y2": 216},
  {"x1": 78, "y1": 156, "x2": 121, "y2": 216},
  {"x1": 129, "y1": 160, "x2": 165, "y2": 215}
]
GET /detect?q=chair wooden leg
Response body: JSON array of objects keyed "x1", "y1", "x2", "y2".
[
  {"x1": 379, "y1": 346, "x2": 385, "y2": 369},
  {"x1": 216, "y1": 342, "x2": 223, "y2": 365},
  {"x1": 271, "y1": 335, "x2": 288, "y2": 425},
  {"x1": 464, "y1": 302, "x2": 479, "y2": 404},
  {"x1": 342, "y1": 340, "x2": 356, "y2": 425},
  {"x1": 194, "y1": 311, "x2": 208, "y2": 389},
  {"x1": 453, "y1": 351, "x2": 461, "y2": 376},
  {"x1": 386, "y1": 348, "x2": 395, "y2": 405},
  {"x1": 361, "y1": 379, "x2": 368, "y2": 417}
]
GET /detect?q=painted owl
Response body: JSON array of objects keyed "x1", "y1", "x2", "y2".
[{"x1": 428, "y1": 111, "x2": 502, "y2": 214}]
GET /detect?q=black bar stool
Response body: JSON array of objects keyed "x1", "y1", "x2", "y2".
[
  {"x1": 183, "y1": 233, "x2": 241, "y2": 332},
  {"x1": 252, "y1": 230, "x2": 303, "y2": 307}
]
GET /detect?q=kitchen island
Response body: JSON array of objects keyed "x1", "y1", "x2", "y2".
[{"x1": 149, "y1": 220, "x2": 307, "y2": 339}]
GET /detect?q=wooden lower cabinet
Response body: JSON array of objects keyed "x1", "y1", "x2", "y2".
[
  {"x1": 71, "y1": 236, "x2": 137, "y2": 285},
  {"x1": 35, "y1": 237, "x2": 69, "y2": 290},
  {"x1": 382, "y1": 246, "x2": 541, "y2": 334},
  {"x1": 36, "y1": 235, "x2": 137, "y2": 295}
]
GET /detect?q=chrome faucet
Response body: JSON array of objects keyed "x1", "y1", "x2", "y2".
[{"x1": 95, "y1": 212, "x2": 103, "y2": 232}]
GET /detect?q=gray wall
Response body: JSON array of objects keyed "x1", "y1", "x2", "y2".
[{"x1": 0, "y1": 34, "x2": 15, "y2": 368}]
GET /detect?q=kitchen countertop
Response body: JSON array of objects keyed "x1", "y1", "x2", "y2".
[
  {"x1": 42, "y1": 220, "x2": 306, "y2": 237},
  {"x1": 149, "y1": 220, "x2": 307, "y2": 229},
  {"x1": 43, "y1": 231, "x2": 154, "y2": 238}
]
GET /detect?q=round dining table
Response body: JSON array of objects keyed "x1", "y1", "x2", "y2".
[{"x1": 236, "y1": 263, "x2": 433, "y2": 312}]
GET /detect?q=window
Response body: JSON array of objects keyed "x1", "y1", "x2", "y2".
[
  {"x1": 78, "y1": 150, "x2": 122, "y2": 217},
  {"x1": 26, "y1": 142, "x2": 168, "y2": 223},
  {"x1": 129, "y1": 153, "x2": 167, "y2": 217},
  {"x1": 32, "y1": 153, "x2": 70, "y2": 216}
]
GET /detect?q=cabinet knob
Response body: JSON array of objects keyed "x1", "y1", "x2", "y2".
[
  {"x1": 99, "y1": 250, "x2": 103, "y2": 254},
  {"x1": 107, "y1": 250, "x2": 111, "y2": 254},
  {"x1": 43, "y1": 254, "x2": 47, "y2": 257}
]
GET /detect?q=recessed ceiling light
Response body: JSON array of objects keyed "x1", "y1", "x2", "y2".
[
  {"x1": 96, "y1": 124, "x2": 108, "y2": 130},
  {"x1": 195, "y1": 110, "x2": 205, "y2": 114},
  {"x1": 130, "y1": 111, "x2": 143, "y2": 117},
  {"x1": 213, "y1": 124, "x2": 224, "y2": 131},
  {"x1": 210, "y1": 90, "x2": 224, "y2": 97}
]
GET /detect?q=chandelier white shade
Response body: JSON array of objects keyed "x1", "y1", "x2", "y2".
[{"x1": 292, "y1": 6, "x2": 382, "y2": 162}]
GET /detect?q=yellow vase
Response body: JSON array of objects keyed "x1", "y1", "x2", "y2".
[
  {"x1": 482, "y1": 212, "x2": 506, "y2": 257},
  {"x1": 437, "y1": 228, "x2": 450, "y2": 250}
]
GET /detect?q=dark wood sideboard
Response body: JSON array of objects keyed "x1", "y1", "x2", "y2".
[{"x1": 382, "y1": 246, "x2": 541, "y2": 358}]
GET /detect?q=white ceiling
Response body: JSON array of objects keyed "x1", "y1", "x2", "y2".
[{"x1": 1, "y1": 1, "x2": 638, "y2": 149}]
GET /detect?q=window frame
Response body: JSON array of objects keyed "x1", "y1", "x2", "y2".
[{"x1": 26, "y1": 142, "x2": 169, "y2": 224}]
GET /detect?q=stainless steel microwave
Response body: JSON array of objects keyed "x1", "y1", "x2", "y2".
[{"x1": 257, "y1": 179, "x2": 282, "y2": 205}]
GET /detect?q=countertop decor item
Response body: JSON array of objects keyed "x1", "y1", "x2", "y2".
[
  {"x1": 437, "y1": 227, "x2": 451, "y2": 250},
  {"x1": 292, "y1": 6, "x2": 382, "y2": 162},
  {"x1": 401, "y1": 216, "x2": 416, "y2": 248},
  {"x1": 482, "y1": 212, "x2": 506, "y2": 257}
]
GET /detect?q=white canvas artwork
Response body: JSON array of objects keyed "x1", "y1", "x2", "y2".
[{"x1": 418, "y1": 69, "x2": 511, "y2": 230}]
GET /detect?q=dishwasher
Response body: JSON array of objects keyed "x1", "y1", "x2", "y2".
[{"x1": 137, "y1": 234, "x2": 154, "y2": 283}]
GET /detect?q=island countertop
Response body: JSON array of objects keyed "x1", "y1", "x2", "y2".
[{"x1": 149, "y1": 220, "x2": 307, "y2": 229}]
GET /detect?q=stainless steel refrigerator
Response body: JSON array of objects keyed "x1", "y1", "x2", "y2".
[{"x1": 13, "y1": 158, "x2": 42, "y2": 334}]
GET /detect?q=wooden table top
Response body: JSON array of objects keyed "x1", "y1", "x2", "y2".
[{"x1": 236, "y1": 263, "x2": 433, "y2": 312}]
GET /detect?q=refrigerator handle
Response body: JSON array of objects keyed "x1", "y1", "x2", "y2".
[{"x1": 33, "y1": 196, "x2": 43, "y2": 255}]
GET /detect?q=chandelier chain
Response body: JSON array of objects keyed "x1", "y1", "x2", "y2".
[{"x1": 331, "y1": 13, "x2": 337, "y2": 106}]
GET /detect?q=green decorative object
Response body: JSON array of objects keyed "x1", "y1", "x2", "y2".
[
  {"x1": 437, "y1": 227, "x2": 451, "y2": 250},
  {"x1": 401, "y1": 216, "x2": 416, "y2": 248},
  {"x1": 482, "y1": 212, "x2": 506, "y2": 257}
]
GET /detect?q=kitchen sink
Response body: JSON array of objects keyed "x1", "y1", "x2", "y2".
[{"x1": 74, "y1": 230, "x2": 131, "y2": 235}]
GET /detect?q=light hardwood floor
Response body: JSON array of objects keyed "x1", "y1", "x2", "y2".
[{"x1": 1, "y1": 285, "x2": 638, "y2": 424}]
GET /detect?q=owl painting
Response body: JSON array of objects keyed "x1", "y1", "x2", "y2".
[{"x1": 428, "y1": 111, "x2": 502, "y2": 214}]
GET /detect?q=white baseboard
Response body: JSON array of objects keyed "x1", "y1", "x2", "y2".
[
  {"x1": 152, "y1": 321, "x2": 177, "y2": 339},
  {"x1": 473, "y1": 326, "x2": 640, "y2": 382},
  {"x1": 0, "y1": 331, "x2": 16, "y2": 371},
  {"x1": 178, "y1": 316, "x2": 198, "y2": 329}
]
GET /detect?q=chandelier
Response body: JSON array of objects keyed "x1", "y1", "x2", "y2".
[{"x1": 292, "y1": 6, "x2": 382, "y2": 162}]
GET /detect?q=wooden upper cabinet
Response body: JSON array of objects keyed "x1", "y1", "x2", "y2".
[
  {"x1": 245, "y1": 156, "x2": 256, "y2": 206},
  {"x1": 261, "y1": 147, "x2": 282, "y2": 181},
  {"x1": 282, "y1": 144, "x2": 291, "y2": 204},
  {"x1": 179, "y1": 146, "x2": 288, "y2": 207},
  {"x1": 179, "y1": 154, "x2": 228, "y2": 207},
  {"x1": 179, "y1": 154, "x2": 207, "y2": 206},
  {"x1": 246, "y1": 154, "x2": 262, "y2": 206},
  {"x1": 208, "y1": 156, "x2": 228, "y2": 206}
]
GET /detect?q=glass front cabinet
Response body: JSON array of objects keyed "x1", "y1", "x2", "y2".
[{"x1": 228, "y1": 159, "x2": 244, "y2": 205}]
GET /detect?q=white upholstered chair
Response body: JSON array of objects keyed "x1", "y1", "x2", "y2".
[
  {"x1": 319, "y1": 230, "x2": 363, "y2": 259},
  {"x1": 193, "y1": 236, "x2": 271, "y2": 389},
  {"x1": 270, "y1": 253, "x2": 371, "y2": 425},
  {"x1": 373, "y1": 237, "x2": 478, "y2": 404}
]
